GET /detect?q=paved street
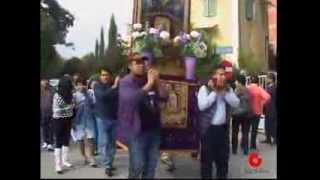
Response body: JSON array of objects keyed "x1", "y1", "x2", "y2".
[{"x1": 41, "y1": 133, "x2": 276, "y2": 179}]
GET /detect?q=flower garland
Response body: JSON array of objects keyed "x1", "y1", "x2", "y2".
[{"x1": 174, "y1": 31, "x2": 207, "y2": 58}]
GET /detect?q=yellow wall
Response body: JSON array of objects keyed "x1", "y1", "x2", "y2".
[
  {"x1": 190, "y1": 0, "x2": 232, "y2": 46},
  {"x1": 190, "y1": 0, "x2": 239, "y2": 65}
]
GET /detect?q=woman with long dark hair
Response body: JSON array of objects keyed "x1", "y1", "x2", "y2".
[{"x1": 52, "y1": 76, "x2": 75, "y2": 174}]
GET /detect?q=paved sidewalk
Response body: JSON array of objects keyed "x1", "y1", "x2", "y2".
[{"x1": 41, "y1": 134, "x2": 276, "y2": 178}]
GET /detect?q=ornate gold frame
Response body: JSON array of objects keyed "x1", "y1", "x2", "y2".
[
  {"x1": 159, "y1": 79, "x2": 189, "y2": 129},
  {"x1": 133, "y1": 0, "x2": 190, "y2": 32}
]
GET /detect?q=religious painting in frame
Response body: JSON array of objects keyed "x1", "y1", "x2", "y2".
[
  {"x1": 158, "y1": 75, "x2": 200, "y2": 150},
  {"x1": 159, "y1": 79, "x2": 189, "y2": 129},
  {"x1": 133, "y1": 0, "x2": 190, "y2": 37}
]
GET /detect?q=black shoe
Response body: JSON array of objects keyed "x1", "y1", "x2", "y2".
[
  {"x1": 166, "y1": 164, "x2": 176, "y2": 172},
  {"x1": 191, "y1": 152, "x2": 198, "y2": 158},
  {"x1": 56, "y1": 170, "x2": 63, "y2": 174},
  {"x1": 93, "y1": 151, "x2": 98, "y2": 156},
  {"x1": 250, "y1": 147, "x2": 258, "y2": 153},
  {"x1": 243, "y1": 149, "x2": 249, "y2": 155},
  {"x1": 90, "y1": 163, "x2": 97, "y2": 168},
  {"x1": 105, "y1": 168, "x2": 113, "y2": 177},
  {"x1": 232, "y1": 148, "x2": 237, "y2": 155}
]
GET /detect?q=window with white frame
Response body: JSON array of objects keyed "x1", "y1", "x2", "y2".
[{"x1": 202, "y1": 0, "x2": 217, "y2": 17}]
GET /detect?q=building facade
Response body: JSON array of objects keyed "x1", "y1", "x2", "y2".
[
  {"x1": 238, "y1": 0, "x2": 269, "y2": 73},
  {"x1": 190, "y1": 0, "x2": 240, "y2": 67},
  {"x1": 267, "y1": 0, "x2": 277, "y2": 70}
]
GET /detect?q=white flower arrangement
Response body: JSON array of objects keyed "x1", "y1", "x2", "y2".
[
  {"x1": 190, "y1": 31, "x2": 200, "y2": 39},
  {"x1": 133, "y1": 23, "x2": 142, "y2": 30},
  {"x1": 193, "y1": 41, "x2": 207, "y2": 58},
  {"x1": 160, "y1": 31, "x2": 170, "y2": 40},
  {"x1": 121, "y1": 34, "x2": 131, "y2": 42},
  {"x1": 173, "y1": 36, "x2": 181, "y2": 43},
  {"x1": 140, "y1": 31, "x2": 147, "y2": 37},
  {"x1": 132, "y1": 31, "x2": 146, "y2": 40},
  {"x1": 131, "y1": 31, "x2": 140, "y2": 39},
  {"x1": 149, "y1": 28, "x2": 159, "y2": 34},
  {"x1": 174, "y1": 31, "x2": 207, "y2": 58}
]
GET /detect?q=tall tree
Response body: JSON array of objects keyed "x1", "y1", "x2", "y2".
[
  {"x1": 62, "y1": 57, "x2": 83, "y2": 76},
  {"x1": 95, "y1": 39, "x2": 99, "y2": 61},
  {"x1": 41, "y1": 0, "x2": 74, "y2": 77},
  {"x1": 99, "y1": 27, "x2": 105, "y2": 61},
  {"x1": 81, "y1": 53, "x2": 97, "y2": 79},
  {"x1": 104, "y1": 14, "x2": 125, "y2": 74},
  {"x1": 108, "y1": 14, "x2": 117, "y2": 49}
]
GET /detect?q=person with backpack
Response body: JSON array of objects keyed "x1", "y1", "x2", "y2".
[{"x1": 231, "y1": 74, "x2": 252, "y2": 155}]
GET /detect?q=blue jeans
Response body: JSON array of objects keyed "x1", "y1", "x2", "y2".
[
  {"x1": 128, "y1": 129, "x2": 160, "y2": 178},
  {"x1": 96, "y1": 116, "x2": 116, "y2": 169}
]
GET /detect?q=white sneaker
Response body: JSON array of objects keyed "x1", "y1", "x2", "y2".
[
  {"x1": 47, "y1": 144, "x2": 54, "y2": 151},
  {"x1": 42, "y1": 143, "x2": 48, "y2": 149}
]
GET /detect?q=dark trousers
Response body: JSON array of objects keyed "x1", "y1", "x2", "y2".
[
  {"x1": 232, "y1": 115, "x2": 250, "y2": 154},
  {"x1": 264, "y1": 116, "x2": 272, "y2": 142},
  {"x1": 53, "y1": 117, "x2": 72, "y2": 148},
  {"x1": 41, "y1": 116, "x2": 54, "y2": 145},
  {"x1": 250, "y1": 115, "x2": 261, "y2": 149},
  {"x1": 128, "y1": 129, "x2": 160, "y2": 178},
  {"x1": 93, "y1": 114, "x2": 98, "y2": 153},
  {"x1": 200, "y1": 125, "x2": 229, "y2": 179},
  {"x1": 271, "y1": 120, "x2": 277, "y2": 143}
]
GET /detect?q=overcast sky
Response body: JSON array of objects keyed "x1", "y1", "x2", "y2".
[{"x1": 55, "y1": 0, "x2": 133, "y2": 59}]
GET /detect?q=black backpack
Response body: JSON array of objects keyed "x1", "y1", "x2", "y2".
[{"x1": 232, "y1": 88, "x2": 253, "y2": 118}]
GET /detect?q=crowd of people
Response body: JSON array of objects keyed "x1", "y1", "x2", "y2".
[{"x1": 40, "y1": 53, "x2": 277, "y2": 178}]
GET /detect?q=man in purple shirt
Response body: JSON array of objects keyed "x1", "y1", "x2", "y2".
[{"x1": 117, "y1": 54, "x2": 167, "y2": 178}]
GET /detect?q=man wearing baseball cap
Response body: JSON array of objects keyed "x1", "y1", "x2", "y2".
[{"x1": 117, "y1": 53, "x2": 167, "y2": 178}]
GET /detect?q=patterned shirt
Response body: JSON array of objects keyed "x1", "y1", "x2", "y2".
[{"x1": 52, "y1": 93, "x2": 74, "y2": 118}]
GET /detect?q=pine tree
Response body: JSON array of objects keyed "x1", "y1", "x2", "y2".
[
  {"x1": 95, "y1": 39, "x2": 99, "y2": 61},
  {"x1": 99, "y1": 27, "x2": 105, "y2": 61},
  {"x1": 105, "y1": 14, "x2": 125, "y2": 74},
  {"x1": 108, "y1": 14, "x2": 117, "y2": 49}
]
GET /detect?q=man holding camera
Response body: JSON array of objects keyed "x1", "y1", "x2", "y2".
[{"x1": 197, "y1": 65, "x2": 240, "y2": 178}]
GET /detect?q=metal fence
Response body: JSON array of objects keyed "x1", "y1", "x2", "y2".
[{"x1": 245, "y1": 72, "x2": 277, "y2": 89}]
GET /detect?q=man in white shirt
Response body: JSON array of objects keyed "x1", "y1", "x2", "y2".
[{"x1": 197, "y1": 65, "x2": 239, "y2": 178}]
